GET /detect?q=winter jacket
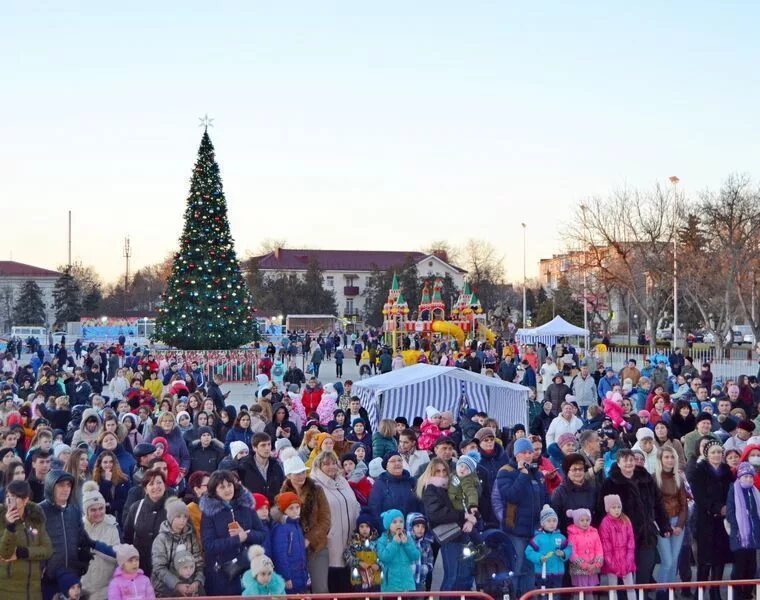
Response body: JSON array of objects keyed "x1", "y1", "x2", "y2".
[
  {"x1": 280, "y1": 476, "x2": 331, "y2": 554},
  {"x1": 598, "y1": 514, "x2": 636, "y2": 577},
  {"x1": 566, "y1": 524, "x2": 603, "y2": 576},
  {"x1": 90, "y1": 442, "x2": 136, "y2": 477},
  {"x1": 494, "y1": 461, "x2": 548, "y2": 538},
  {"x1": 124, "y1": 493, "x2": 169, "y2": 576},
  {"x1": 238, "y1": 455, "x2": 285, "y2": 505},
  {"x1": 316, "y1": 388, "x2": 339, "y2": 426},
  {"x1": 81, "y1": 513, "x2": 120, "y2": 600},
  {"x1": 551, "y1": 478, "x2": 599, "y2": 534},
  {"x1": 689, "y1": 460, "x2": 733, "y2": 563},
  {"x1": 150, "y1": 520, "x2": 205, "y2": 597},
  {"x1": 525, "y1": 529, "x2": 571, "y2": 575},
  {"x1": 544, "y1": 383, "x2": 572, "y2": 413},
  {"x1": 598, "y1": 375, "x2": 620, "y2": 400},
  {"x1": 344, "y1": 529, "x2": 381, "y2": 590},
  {"x1": 372, "y1": 432, "x2": 397, "y2": 462},
  {"x1": 301, "y1": 385, "x2": 323, "y2": 414},
  {"x1": 264, "y1": 403, "x2": 302, "y2": 448},
  {"x1": 377, "y1": 530, "x2": 420, "y2": 592},
  {"x1": 726, "y1": 481, "x2": 760, "y2": 552},
  {"x1": 571, "y1": 375, "x2": 597, "y2": 408},
  {"x1": 39, "y1": 471, "x2": 91, "y2": 581},
  {"x1": 149, "y1": 437, "x2": 181, "y2": 487},
  {"x1": 200, "y1": 490, "x2": 266, "y2": 596},
  {"x1": 367, "y1": 470, "x2": 421, "y2": 521},
  {"x1": 71, "y1": 408, "x2": 102, "y2": 449},
  {"x1": 421, "y1": 478, "x2": 466, "y2": 528},
  {"x1": 545, "y1": 415, "x2": 583, "y2": 447},
  {"x1": 107, "y1": 567, "x2": 156, "y2": 600},
  {"x1": 38, "y1": 404, "x2": 71, "y2": 432},
  {"x1": 417, "y1": 419, "x2": 444, "y2": 451},
  {"x1": 154, "y1": 425, "x2": 190, "y2": 472},
  {"x1": 405, "y1": 513, "x2": 434, "y2": 589},
  {"x1": 0, "y1": 502, "x2": 53, "y2": 600},
  {"x1": 597, "y1": 464, "x2": 670, "y2": 550},
  {"x1": 271, "y1": 517, "x2": 308, "y2": 592},
  {"x1": 310, "y1": 468, "x2": 361, "y2": 567},
  {"x1": 241, "y1": 569, "x2": 286, "y2": 596},
  {"x1": 223, "y1": 425, "x2": 253, "y2": 455},
  {"x1": 449, "y1": 472, "x2": 480, "y2": 512},
  {"x1": 188, "y1": 439, "x2": 224, "y2": 475}
]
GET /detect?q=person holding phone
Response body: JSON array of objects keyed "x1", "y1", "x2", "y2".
[
  {"x1": 0, "y1": 479, "x2": 53, "y2": 599},
  {"x1": 264, "y1": 403, "x2": 301, "y2": 448}
]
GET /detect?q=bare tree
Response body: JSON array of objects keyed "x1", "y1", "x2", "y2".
[
  {"x1": 459, "y1": 239, "x2": 505, "y2": 309},
  {"x1": 424, "y1": 240, "x2": 460, "y2": 264},
  {"x1": 566, "y1": 185, "x2": 679, "y2": 351}
]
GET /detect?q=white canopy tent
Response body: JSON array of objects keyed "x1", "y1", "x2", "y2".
[
  {"x1": 516, "y1": 315, "x2": 589, "y2": 347},
  {"x1": 352, "y1": 364, "x2": 529, "y2": 429}
]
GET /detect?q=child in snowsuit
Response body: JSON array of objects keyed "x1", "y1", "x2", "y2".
[
  {"x1": 376, "y1": 509, "x2": 421, "y2": 593},
  {"x1": 417, "y1": 406, "x2": 444, "y2": 451},
  {"x1": 241, "y1": 545, "x2": 287, "y2": 596},
  {"x1": 406, "y1": 512, "x2": 434, "y2": 591},
  {"x1": 598, "y1": 494, "x2": 636, "y2": 600},
  {"x1": 448, "y1": 450, "x2": 484, "y2": 548},
  {"x1": 270, "y1": 492, "x2": 309, "y2": 593},
  {"x1": 344, "y1": 511, "x2": 382, "y2": 591},
  {"x1": 566, "y1": 507, "x2": 603, "y2": 587},
  {"x1": 108, "y1": 544, "x2": 156, "y2": 600},
  {"x1": 525, "y1": 505, "x2": 572, "y2": 589}
]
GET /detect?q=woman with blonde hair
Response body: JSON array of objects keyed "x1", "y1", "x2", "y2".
[
  {"x1": 372, "y1": 419, "x2": 398, "y2": 460},
  {"x1": 654, "y1": 446, "x2": 687, "y2": 588}
]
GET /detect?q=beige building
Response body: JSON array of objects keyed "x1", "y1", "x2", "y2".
[{"x1": 0, "y1": 261, "x2": 60, "y2": 330}]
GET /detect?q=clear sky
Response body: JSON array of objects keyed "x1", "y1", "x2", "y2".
[{"x1": 3, "y1": 2, "x2": 759, "y2": 284}]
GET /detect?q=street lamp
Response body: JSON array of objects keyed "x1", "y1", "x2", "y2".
[
  {"x1": 669, "y1": 175, "x2": 680, "y2": 350},
  {"x1": 580, "y1": 204, "x2": 590, "y2": 354},
  {"x1": 521, "y1": 222, "x2": 527, "y2": 328}
]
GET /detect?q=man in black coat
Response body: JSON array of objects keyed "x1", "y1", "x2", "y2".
[
  {"x1": 597, "y1": 449, "x2": 671, "y2": 590},
  {"x1": 239, "y1": 432, "x2": 285, "y2": 504},
  {"x1": 188, "y1": 426, "x2": 225, "y2": 475}
]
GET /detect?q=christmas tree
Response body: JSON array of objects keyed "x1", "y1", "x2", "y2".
[{"x1": 155, "y1": 128, "x2": 256, "y2": 349}]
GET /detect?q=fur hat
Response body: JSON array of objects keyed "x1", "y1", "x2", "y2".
[
  {"x1": 114, "y1": 543, "x2": 140, "y2": 567},
  {"x1": 229, "y1": 441, "x2": 248, "y2": 459},
  {"x1": 738, "y1": 420, "x2": 756, "y2": 433},
  {"x1": 456, "y1": 450, "x2": 481, "y2": 475},
  {"x1": 247, "y1": 545, "x2": 274, "y2": 578},
  {"x1": 381, "y1": 508, "x2": 404, "y2": 531},
  {"x1": 173, "y1": 548, "x2": 196, "y2": 571},
  {"x1": 81, "y1": 480, "x2": 106, "y2": 515},
  {"x1": 603, "y1": 494, "x2": 622, "y2": 513},
  {"x1": 513, "y1": 437, "x2": 534, "y2": 455},
  {"x1": 474, "y1": 427, "x2": 496, "y2": 441},
  {"x1": 276, "y1": 491, "x2": 302, "y2": 513},
  {"x1": 425, "y1": 406, "x2": 441, "y2": 419},
  {"x1": 539, "y1": 504, "x2": 557, "y2": 526},
  {"x1": 565, "y1": 507, "x2": 592, "y2": 525},
  {"x1": 166, "y1": 497, "x2": 189, "y2": 523}
]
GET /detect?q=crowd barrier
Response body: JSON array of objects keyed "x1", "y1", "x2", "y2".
[
  {"x1": 518, "y1": 578, "x2": 760, "y2": 600},
  {"x1": 151, "y1": 350, "x2": 262, "y2": 383},
  {"x1": 164, "y1": 592, "x2": 497, "y2": 600}
]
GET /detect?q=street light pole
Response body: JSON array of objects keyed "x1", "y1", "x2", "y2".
[
  {"x1": 670, "y1": 176, "x2": 680, "y2": 350},
  {"x1": 580, "y1": 204, "x2": 589, "y2": 355},
  {"x1": 521, "y1": 223, "x2": 527, "y2": 328}
]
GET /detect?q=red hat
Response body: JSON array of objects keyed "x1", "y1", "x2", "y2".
[
  {"x1": 276, "y1": 491, "x2": 302, "y2": 513},
  {"x1": 252, "y1": 493, "x2": 269, "y2": 510}
]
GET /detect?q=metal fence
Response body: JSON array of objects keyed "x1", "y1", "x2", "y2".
[{"x1": 163, "y1": 592, "x2": 497, "y2": 600}]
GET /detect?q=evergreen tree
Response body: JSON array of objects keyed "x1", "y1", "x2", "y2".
[
  {"x1": 82, "y1": 284, "x2": 102, "y2": 314},
  {"x1": 53, "y1": 269, "x2": 82, "y2": 323},
  {"x1": 535, "y1": 277, "x2": 584, "y2": 326},
  {"x1": 301, "y1": 259, "x2": 338, "y2": 315},
  {"x1": 13, "y1": 280, "x2": 47, "y2": 325},
  {"x1": 155, "y1": 129, "x2": 256, "y2": 349}
]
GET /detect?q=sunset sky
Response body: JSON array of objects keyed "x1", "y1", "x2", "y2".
[{"x1": 3, "y1": 2, "x2": 759, "y2": 284}]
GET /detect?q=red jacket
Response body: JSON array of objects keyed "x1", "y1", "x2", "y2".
[
  {"x1": 348, "y1": 476, "x2": 373, "y2": 506},
  {"x1": 302, "y1": 386, "x2": 323, "y2": 414},
  {"x1": 151, "y1": 435, "x2": 181, "y2": 486}
]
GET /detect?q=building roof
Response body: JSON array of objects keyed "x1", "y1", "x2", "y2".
[
  {"x1": 0, "y1": 261, "x2": 60, "y2": 278},
  {"x1": 251, "y1": 249, "x2": 466, "y2": 273}
]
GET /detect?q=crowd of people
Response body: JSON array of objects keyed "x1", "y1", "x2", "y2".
[{"x1": 0, "y1": 333, "x2": 760, "y2": 600}]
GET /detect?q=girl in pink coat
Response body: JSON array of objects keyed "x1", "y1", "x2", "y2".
[
  {"x1": 417, "y1": 406, "x2": 444, "y2": 451},
  {"x1": 107, "y1": 544, "x2": 156, "y2": 600},
  {"x1": 603, "y1": 392, "x2": 630, "y2": 431},
  {"x1": 566, "y1": 508, "x2": 604, "y2": 587},
  {"x1": 598, "y1": 495, "x2": 636, "y2": 600},
  {"x1": 316, "y1": 383, "x2": 339, "y2": 425}
]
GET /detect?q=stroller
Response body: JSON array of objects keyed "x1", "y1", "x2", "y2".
[{"x1": 475, "y1": 528, "x2": 514, "y2": 598}]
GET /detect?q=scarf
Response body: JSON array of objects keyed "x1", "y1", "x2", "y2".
[{"x1": 734, "y1": 482, "x2": 760, "y2": 548}]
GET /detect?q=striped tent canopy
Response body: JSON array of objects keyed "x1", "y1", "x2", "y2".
[{"x1": 353, "y1": 364, "x2": 529, "y2": 430}]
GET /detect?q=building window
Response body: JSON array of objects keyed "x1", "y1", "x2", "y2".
[
  {"x1": 346, "y1": 299, "x2": 354, "y2": 314},
  {"x1": 325, "y1": 276, "x2": 334, "y2": 288}
]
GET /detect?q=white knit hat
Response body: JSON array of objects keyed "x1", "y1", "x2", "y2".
[
  {"x1": 247, "y1": 545, "x2": 274, "y2": 577},
  {"x1": 229, "y1": 441, "x2": 249, "y2": 459},
  {"x1": 283, "y1": 455, "x2": 307, "y2": 476},
  {"x1": 425, "y1": 406, "x2": 441, "y2": 419},
  {"x1": 81, "y1": 480, "x2": 106, "y2": 515}
]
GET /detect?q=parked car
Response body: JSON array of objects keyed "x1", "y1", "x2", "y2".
[{"x1": 734, "y1": 325, "x2": 755, "y2": 346}]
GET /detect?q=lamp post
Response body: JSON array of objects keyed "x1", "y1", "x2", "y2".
[
  {"x1": 521, "y1": 223, "x2": 527, "y2": 328},
  {"x1": 580, "y1": 204, "x2": 590, "y2": 354},
  {"x1": 669, "y1": 175, "x2": 680, "y2": 350}
]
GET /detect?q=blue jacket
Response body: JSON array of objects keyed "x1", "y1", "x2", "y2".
[
  {"x1": 525, "y1": 530, "x2": 571, "y2": 575},
  {"x1": 200, "y1": 490, "x2": 266, "y2": 596},
  {"x1": 406, "y1": 512, "x2": 434, "y2": 589},
  {"x1": 271, "y1": 518, "x2": 308, "y2": 592},
  {"x1": 727, "y1": 482, "x2": 760, "y2": 552},
  {"x1": 377, "y1": 531, "x2": 420, "y2": 592},
  {"x1": 597, "y1": 375, "x2": 620, "y2": 400},
  {"x1": 367, "y1": 471, "x2": 421, "y2": 522},
  {"x1": 224, "y1": 426, "x2": 254, "y2": 455},
  {"x1": 90, "y1": 442, "x2": 136, "y2": 475},
  {"x1": 242, "y1": 570, "x2": 286, "y2": 596},
  {"x1": 494, "y1": 461, "x2": 548, "y2": 538}
]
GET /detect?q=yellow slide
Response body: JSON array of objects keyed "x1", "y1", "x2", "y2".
[{"x1": 432, "y1": 320, "x2": 466, "y2": 347}]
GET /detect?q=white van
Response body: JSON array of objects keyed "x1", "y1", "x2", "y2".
[{"x1": 10, "y1": 326, "x2": 47, "y2": 340}]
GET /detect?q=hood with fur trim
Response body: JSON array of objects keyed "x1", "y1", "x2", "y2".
[{"x1": 199, "y1": 487, "x2": 254, "y2": 517}]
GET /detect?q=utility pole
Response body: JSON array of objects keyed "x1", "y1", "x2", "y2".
[
  {"x1": 67, "y1": 211, "x2": 72, "y2": 270},
  {"x1": 521, "y1": 223, "x2": 527, "y2": 328},
  {"x1": 669, "y1": 176, "x2": 679, "y2": 350},
  {"x1": 123, "y1": 236, "x2": 132, "y2": 316}
]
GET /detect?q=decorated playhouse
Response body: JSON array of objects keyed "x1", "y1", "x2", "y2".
[{"x1": 382, "y1": 275, "x2": 496, "y2": 355}]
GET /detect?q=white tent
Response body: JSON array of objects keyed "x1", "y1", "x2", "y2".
[
  {"x1": 352, "y1": 364, "x2": 529, "y2": 428},
  {"x1": 516, "y1": 316, "x2": 589, "y2": 345}
]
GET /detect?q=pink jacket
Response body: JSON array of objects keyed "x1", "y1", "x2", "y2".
[
  {"x1": 107, "y1": 567, "x2": 156, "y2": 600},
  {"x1": 566, "y1": 524, "x2": 604, "y2": 576},
  {"x1": 598, "y1": 515, "x2": 636, "y2": 577},
  {"x1": 602, "y1": 393, "x2": 626, "y2": 429},
  {"x1": 316, "y1": 389, "x2": 338, "y2": 425},
  {"x1": 418, "y1": 419, "x2": 444, "y2": 451}
]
